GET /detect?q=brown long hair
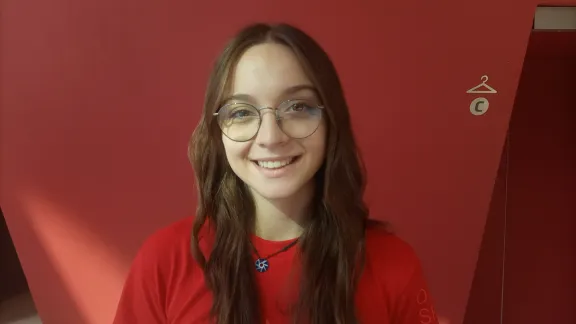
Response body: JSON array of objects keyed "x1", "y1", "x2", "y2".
[{"x1": 189, "y1": 23, "x2": 370, "y2": 324}]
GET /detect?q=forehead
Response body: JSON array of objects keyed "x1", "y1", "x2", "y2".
[{"x1": 230, "y1": 43, "x2": 315, "y2": 102}]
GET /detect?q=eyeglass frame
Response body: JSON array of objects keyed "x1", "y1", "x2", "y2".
[{"x1": 213, "y1": 99, "x2": 325, "y2": 142}]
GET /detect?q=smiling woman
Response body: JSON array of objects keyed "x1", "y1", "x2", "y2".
[{"x1": 112, "y1": 23, "x2": 440, "y2": 324}]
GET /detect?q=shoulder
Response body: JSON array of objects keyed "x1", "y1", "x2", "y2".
[
  {"x1": 131, "y1": 217, "x2": 195, "y2": 273},
  {"x1": 114, "y1": 217, "x2": 197, "y2": 322},
  {"x1": 363, "y1": 220, "x2": 423, "y2": 293},
  {"x1": 139, "y1": 217, "x2": 193, "y2": 255},
  {"x1": 365, "y1": 220, "x2": 419, "y2": 265},
  {"x1": 362, "y1": 221, "x2": 439, "y2": 323}
]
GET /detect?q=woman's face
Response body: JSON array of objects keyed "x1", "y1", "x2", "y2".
[{"x1": 220, "y1": 43, "x2": 326, "y2": 201}]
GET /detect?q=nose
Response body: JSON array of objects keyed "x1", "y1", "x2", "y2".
[{"x1": 254, "y1": 109, "x2": 288, "y2": 147}]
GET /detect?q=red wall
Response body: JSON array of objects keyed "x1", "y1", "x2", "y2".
[{"x1": 1, "y1": 1, "x2": 575, "y2": 323}]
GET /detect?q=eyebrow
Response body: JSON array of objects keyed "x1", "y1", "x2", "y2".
[{"x1": 222, "y1": 84, "x2": 319, "y2": 104}]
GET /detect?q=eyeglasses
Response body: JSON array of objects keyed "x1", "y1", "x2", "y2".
[{"x1": 214, "y1": 99, "x2": 324, "y2": 142}]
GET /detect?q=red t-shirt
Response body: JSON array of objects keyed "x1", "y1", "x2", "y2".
[{"x1": 113, "y1": 217, "x2": 439, "y2": 324}]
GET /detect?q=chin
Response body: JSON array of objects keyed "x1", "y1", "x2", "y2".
[{"x1": 250, "y1": 182, "x2": 307, "y2": 201}]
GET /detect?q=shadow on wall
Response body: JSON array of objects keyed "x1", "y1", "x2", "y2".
[
  {"x1": 466, "y1": 30, "x2": 576, "y2": 324},
  {"x1": 464, "y1": 142, "x2": 507, "y2": 324},
  {"x1": 3, "y1": 167, "x2": 195, "y2": 324},
  {"x1": 1, "y1": 203, "x2": 89, "y2": 324},
  {"x1": 3, "y1": 183, "x2": 143, "y2": 324},
  {"x1": 0, "y1": 207, "x2": 29, "y2": 302}
]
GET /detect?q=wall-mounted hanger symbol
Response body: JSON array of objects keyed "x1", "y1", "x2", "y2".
[{"x1": 466, "y1": 75, "x2": 497, "y2": 94}]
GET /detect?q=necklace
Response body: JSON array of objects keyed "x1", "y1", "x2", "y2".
[{"x1": 249, "y1": 238, "x2": 299, "y2": 273}]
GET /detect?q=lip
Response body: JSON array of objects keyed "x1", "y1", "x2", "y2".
[
  {"x1": 250, "y1": 156, "x2": 297, "y2": 162},
  {"x1": 251, "y1": 155, "x2": 302, "y2": 178}
]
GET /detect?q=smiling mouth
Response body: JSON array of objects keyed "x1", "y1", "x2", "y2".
[{"x1": 252, "y1": 156, "x2": 301, "y2": 169}]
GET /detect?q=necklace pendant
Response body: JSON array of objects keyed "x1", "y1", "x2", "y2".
[{"x1": 255, "y1": 258, "x2": 269, "y2": 272}]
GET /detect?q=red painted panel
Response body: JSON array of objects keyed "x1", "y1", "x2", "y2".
[
  {"x1": 502, "y1": 31, "x2": 575, "y2": 324},
  {"x1": 466, "y1": 30, "x2": 576, "y2": 324},
  {"x1": 1, "y1": 1, "x2": 574, "y2": 323}
]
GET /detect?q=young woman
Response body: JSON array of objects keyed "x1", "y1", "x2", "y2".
[{"x1": 113, "y1": 23, "x2": 440, "y2": 324}]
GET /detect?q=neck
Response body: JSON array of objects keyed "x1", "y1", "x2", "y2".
[{"x1": 251, "y1": 183, "x2": 314, "y2": 241}]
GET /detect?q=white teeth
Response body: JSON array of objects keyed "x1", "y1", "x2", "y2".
[{"x1": 257, "y1": 158, "x2": 294, "y2": 169}]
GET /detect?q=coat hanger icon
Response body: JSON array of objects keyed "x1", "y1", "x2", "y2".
[{"x1": 466, "y1": 75, "x2": 497, "y2": 94}]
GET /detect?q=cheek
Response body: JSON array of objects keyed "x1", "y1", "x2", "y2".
[
  {"x1": 302, "y1": 125, "x2": 327, "y2": 164},
  {"x1": 310, "y1": 124, "x2": 327, "y2": 152},
  {"x1": 222, "y1": 136, "x2": 251, "y2": 163}
]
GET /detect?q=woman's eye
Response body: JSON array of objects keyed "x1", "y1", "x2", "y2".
[
  {"x1": 231, "y1": 110, "x2": 248, "y2": 118},
  {"x1": 290, "y1": 103, "x2": 307, "y2": 111},
  {"x1": 229, "y1": 108, "x2": 256, "y2": 118}
]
